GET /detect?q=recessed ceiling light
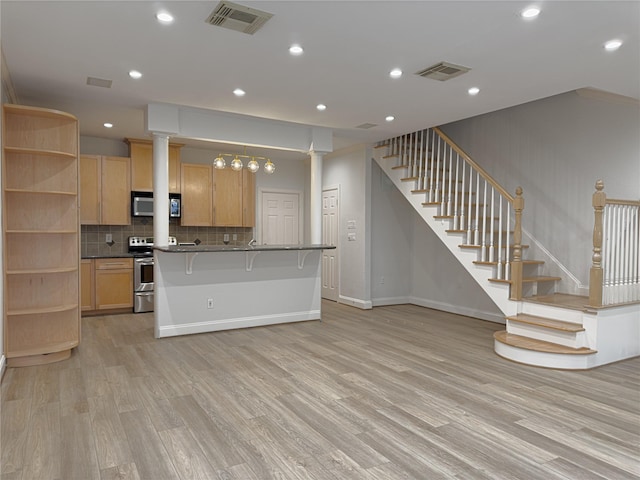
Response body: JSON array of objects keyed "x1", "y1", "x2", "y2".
[
  {"x1": 468, "y1": 87, "x2": 480, "y2": 95},
  {"x1": 385, "y1": 116, "x2": 395, "y2": 122},
  {"x1": 128, "y1": 70, "x2": 142, "y2": 79},
  {"x1": 521, "y1": 7, "x2": 540, "y2": 18},
  {"x1": 103, "y1": 123, "x2": 113, "y2": 128},
  {"x1": 316, "y1": 104, "x2": 327, "y2": 111},
  {"x1": 233, "y1": 88, "x2": 246, "y2": 97},
  {"x1": 390, "y1": 68, "x2": 402, "y2": 79},
  {"x1": 156, "y1": 11, "x2": 174, "y2": 24},
  {"x1": 604, "y1": 39, "x2": 623, "y2": 51},
  {"x1": 289, "y1": 44, "x2": 303, "y2": 56}
]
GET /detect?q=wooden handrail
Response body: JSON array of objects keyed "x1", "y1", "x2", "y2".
[
  {"x1": 434, "y1": 127, "x2": 514, "y2": 203},
  {"x1": 606, "y1": 198, "x2": 640, "y2": 206}
]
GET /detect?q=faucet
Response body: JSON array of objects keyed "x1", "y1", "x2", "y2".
[{"x1": 248, "y1": 238, "x2": 256, "y2": 246}]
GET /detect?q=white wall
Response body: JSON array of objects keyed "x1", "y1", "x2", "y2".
[
  {"x1": 323, "y1": 145, "x2": 372, "y2": 308},
  {"x1": 440, "y1": 90, "x2": 640, "y2": 286}
]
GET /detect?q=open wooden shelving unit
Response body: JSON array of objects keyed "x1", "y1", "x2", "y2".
[{"x1": 2, "y1": 104, "x2": 81, "y2": 367}]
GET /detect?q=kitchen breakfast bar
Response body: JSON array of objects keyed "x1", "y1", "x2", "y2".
[{"x1": 153, "y1": 244, "x2": 334, "y2": 338}]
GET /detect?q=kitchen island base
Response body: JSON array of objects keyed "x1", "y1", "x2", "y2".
[{"x1": 154, "y1": 246, "x2": 329, "y2": 338}]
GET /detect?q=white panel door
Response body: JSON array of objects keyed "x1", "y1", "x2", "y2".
[
  {"x1": 322, "y1": 188, "x2": 339, "y2": 301},
  {"x1": 262, "y1": 192, "x2": 300, "y2": 245}
]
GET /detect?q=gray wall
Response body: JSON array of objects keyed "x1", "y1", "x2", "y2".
[
  {"x1": 369, "y1": 159, "x2": 502, "y2": 320},
  {"x1": 323, "y1": 145, "x2": 372, "y2": 308},
  {"x1": 440, "y1": 90, "x2": 640, "y2": 286}
]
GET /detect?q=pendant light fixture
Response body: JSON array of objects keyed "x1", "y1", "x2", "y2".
[{"x1": 212, "y1": 147, "x2": 275, "y2": 174}]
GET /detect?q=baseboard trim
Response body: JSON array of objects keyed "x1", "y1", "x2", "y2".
[
  {"x1": 338, "y1": 296, "x2": 373, "y2": 310},
  {"x1": 372, "y1": 296, "x2": 412, "y2": 307},
  {"x1": 369, "y1": 295, "x2": 505, "y2": 323},
  {"x1": 407, "y1": 296, "x2": 505, "y2": 324},
  {"x1": 156, "y1": 310, "x2": 320, "y2": 338}
]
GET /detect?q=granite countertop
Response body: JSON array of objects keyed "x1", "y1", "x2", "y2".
[
  {"x1": 154, "y1": 244, "x2": 335, "y2": 253},
  {"x1": 81, "y1": 253, "x2": 138, "y2": 259}
]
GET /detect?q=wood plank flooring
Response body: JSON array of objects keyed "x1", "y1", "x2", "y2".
[{"x1": 2, "y1": 300, "x2": 639, "y2": 479}]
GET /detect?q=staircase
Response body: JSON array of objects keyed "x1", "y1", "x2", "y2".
[{"x1": 373, "y1": 128, "x2": 639, "y2": 369}]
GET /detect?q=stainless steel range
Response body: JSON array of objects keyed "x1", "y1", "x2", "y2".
[{"x1": 128, "y1": 236, "x2": 176, "y2": 313}]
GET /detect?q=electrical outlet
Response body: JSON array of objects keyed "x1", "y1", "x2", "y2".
[
  {"x1": 106, "y1": 233, "x2": 112, "y2": 243},
  {"x1": 380, "y1": 276, "x2": 385, "y2": 284},
  {"x1": 207, "y1": 298, "x2": 214, "y2": 309},
  {"x1": 232, "y1": 234, "x2": 237, "y2": 241}
]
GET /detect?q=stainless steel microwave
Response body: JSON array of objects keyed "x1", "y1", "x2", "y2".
[{"x1": 131, "y1": 192, "x2": 181, "y2": 218}]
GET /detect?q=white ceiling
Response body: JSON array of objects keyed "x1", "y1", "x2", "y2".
[{"x1": 2, "y1": 1, "x2": 639, "y2": 159}]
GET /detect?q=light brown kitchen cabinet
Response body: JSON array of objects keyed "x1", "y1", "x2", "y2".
[
  {"x1": 80, "y1": 155, "x2": 131, "y2": 225},
  {"x1": 2, "y1": 104, "x2": 81, "y2": 367},
  {"x1": 180, "y1": 163, "x2": 213, "y2": 226},
  {"x1": 181, "y1": 163, "x2": 256, "y2": 227},
  {"x1": 213, "y1": 168, "x2": 243, "y2": 226},
  {"x1": 81, "y1": 259, "x2": 95, "y2": 311},
  {"x1": 242, "y1": 169, "x2": 256, "y2": 227},
  {"x1": 125, "y1": 138, "x2": 183, "y2": 193},
  {"x1": 94, "y1": 258, "x2": 133, "y2": 310}
]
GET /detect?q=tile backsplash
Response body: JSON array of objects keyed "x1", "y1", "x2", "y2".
[{"x1": 81, "y1": 217, "x2": 254, "y2": 256}]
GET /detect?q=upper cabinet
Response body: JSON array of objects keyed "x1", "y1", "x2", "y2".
[
  {"x1": 180, "y1": 163, "x2": 212, "y2": 226},
  {"x1": 2, "y1": 104, "x2": 81, "y2": 366},
  {"x1": 80, "y1": 155, "x2": 131, "y2": 225},
  {"x1": 125, "y1": 138, "x2": 183, "y2": 193},
  {"x1": 180, "y1": 164, "x2": 255, "y2": 227}
]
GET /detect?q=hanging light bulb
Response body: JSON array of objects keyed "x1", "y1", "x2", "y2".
[
  {"x1": 264, "y1": 159, "x2": 276, "y2": 174},
  {"x1": 231, "y1": 155, "x2": 243, "y2": 171},
  {"x1": 247, "y1": 157, "x2": 260, "y2": 173},
  {"x1": 213, "y1": 155, "x2": 226, "y2": 169}
]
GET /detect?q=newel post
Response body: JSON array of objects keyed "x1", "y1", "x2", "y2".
[
  {"x1": 589, "y1": 180, "x2": 606, "y2": 307},
  {"x1": 510, "y1": 186, "x2": 524, "y2": 300}
]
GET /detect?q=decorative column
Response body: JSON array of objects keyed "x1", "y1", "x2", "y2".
[
  {"x1": 152, "y1": 133, "x2": 170, "y2": 247},
  {"x1": 310, "y1": 150, "x2": 324, "y2": 244}
]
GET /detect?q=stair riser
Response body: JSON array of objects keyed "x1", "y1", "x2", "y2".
[
  {"x1": 507, "y1": 321, "x2": 587, "y2": 348},
  {"x1": 521, "y1": 302, "x2": 584, "y2": 323},
  {"x1": 494, "y1": 341, "x2": 596, "y2": 369}
]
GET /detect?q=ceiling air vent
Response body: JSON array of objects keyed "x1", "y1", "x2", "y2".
[
  {"x1": 356, "y1": 123, "x2": 378, "y2": 129},
  {"x1": 206, "y1": 1, "x2": 273, "y2": 35},
  {"x1": 86, "y1": 76, "x2": 112, "y2": 88},
  {"x1": 415, "y1": 62, "x2": 471, "y2": 81}
]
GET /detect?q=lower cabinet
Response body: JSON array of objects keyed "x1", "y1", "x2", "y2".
[
  {"x1": 81, "y1": 259, "x2": 95, "y2": 311},
  {"x1": 81, "y1": 257, "x2": 133, "y2": 314}
]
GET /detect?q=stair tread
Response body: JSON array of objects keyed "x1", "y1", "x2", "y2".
[
  {"x1": 506, "y1": 314, "x2": 585, "y2": 332},
  {"x1": 473, "y1": 259, "x2": 544, "y2": 266},
  {"x1": 494, "y1": 331, "x2": 597, "y2": 355},
  {"x1": 460, "y1": 244, "x2": 529, "y2": 250},
  {"x1": 489, "y1": 275, "x2": 560, "y2": 284}
]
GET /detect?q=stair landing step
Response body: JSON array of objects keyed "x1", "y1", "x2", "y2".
[
  {"x1": 494, "y1": 331, "x2": 596, "y2": 355},
  {"x1": 524, "y1": 293, "x2": 590, "y2": 311},
  {"x1": 506, "y1": 314, "x2": 584, "y2": 332},
  {"x1": 489, "y1": 275, "x2": 560, "y2": 284}
]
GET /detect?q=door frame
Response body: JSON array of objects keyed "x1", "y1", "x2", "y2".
[{"x1": 257, "y1": 187, "x2": 304, "y2": 245}]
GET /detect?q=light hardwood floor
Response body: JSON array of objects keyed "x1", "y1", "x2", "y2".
[{"x1": 2, "y1": 300, "x2": 639, "y2": 479}]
